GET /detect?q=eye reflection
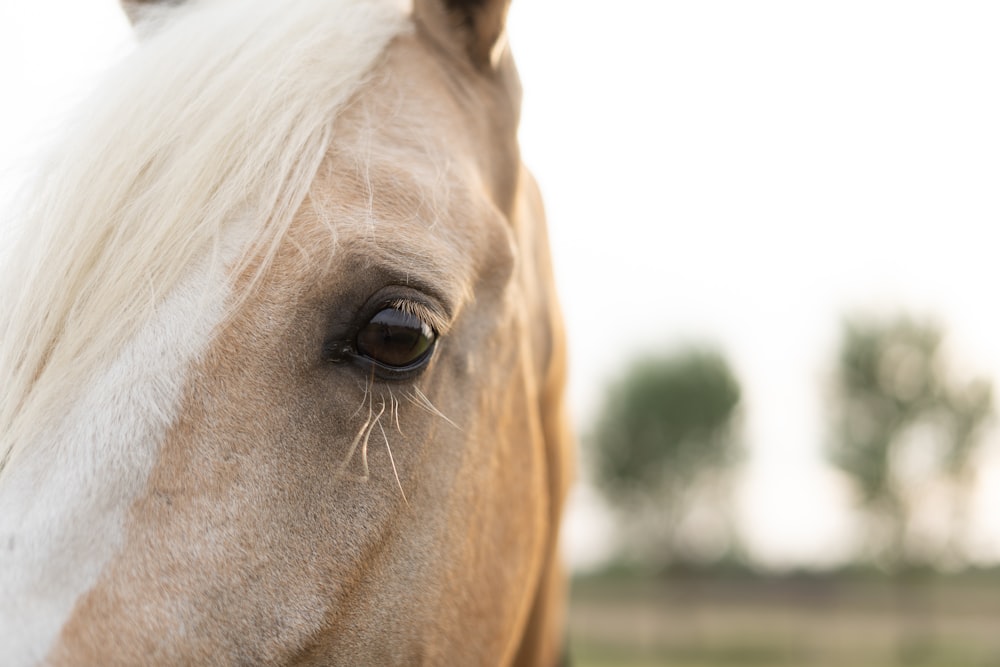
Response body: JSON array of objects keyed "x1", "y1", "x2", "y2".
[{"x1": 356, "y1": 307, "x2": 435, "y2": 370}]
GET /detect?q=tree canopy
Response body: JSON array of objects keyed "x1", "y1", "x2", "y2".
[
  {"x1": 828, "y1": 315, "x2": 994, "y2": 569},
  {"x1": 589, "y1": 347, "x2": 742, "y2": 567}
]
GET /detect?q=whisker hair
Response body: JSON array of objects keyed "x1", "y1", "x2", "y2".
[
  {"x1": 359, "y1": 398, "x2": 386, "y2": 479},
  {"x1": 406, "y1": 386, "x2": 460, "y2": 430},
  {"x1": 336, "y1": 398, "x2": 374, "y2": 481},
  {"x1": 379, "y1": 417, "x2": 408, "y2": 506},
  {"x1": 388, "y1": 387, "x2": 403, "y2": 436}
]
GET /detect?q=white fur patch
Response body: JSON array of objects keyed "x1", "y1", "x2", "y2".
[{"x1": 0, "y1": 261, "x2": 229, "y2": 666}]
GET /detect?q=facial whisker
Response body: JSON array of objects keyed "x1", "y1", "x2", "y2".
[
  {"x1": 359, "y1": 399, "x2": 386, "y2": 479},
  {"x1": 406, "y1": 386, "x2": 460, "y2": 431},
  {"x1": 337, "y1": 373, "x2": 377, "y2": 480},
  {"x1": 388, "y1": 387, "x2": 403, "y2": 436},
  {"x1": 336, "y1": 402, "x2": 373, "y2": 480},
  {"x1": 350, "y1": 373, "x2": 372, "y2": 420},
  {"x1": 379, "y1": 417, "x2": 408, "y2": 507}
]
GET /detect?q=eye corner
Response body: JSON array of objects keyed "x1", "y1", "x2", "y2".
[{"x1": 322, "y1": 340, "x2": 353, "y2": 363}]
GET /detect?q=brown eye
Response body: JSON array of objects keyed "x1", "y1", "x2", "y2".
[{"x1": 356, "y1": 307, "x2": 436, "y2": 370}]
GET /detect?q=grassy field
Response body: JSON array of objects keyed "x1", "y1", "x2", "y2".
[{"x1": 568, "y1": 573, "x2": 1000, "y2": 667}]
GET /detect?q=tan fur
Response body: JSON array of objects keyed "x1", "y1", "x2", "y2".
[{"x1": 45, "y1": 3, "x2": 572, "y2": 665}]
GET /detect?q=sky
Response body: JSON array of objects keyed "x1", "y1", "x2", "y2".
[{"x1": 3, "y1": 1, "x2": 1000, "y2": 570}]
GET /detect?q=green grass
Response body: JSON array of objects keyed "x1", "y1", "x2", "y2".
[{"x1": 567, "y1": 573, "x2": 1000, "y2": 667}]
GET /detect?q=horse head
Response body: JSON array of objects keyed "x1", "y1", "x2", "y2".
[{"x1": 0, "y1": 0, "x2": 573, "y2": 663}]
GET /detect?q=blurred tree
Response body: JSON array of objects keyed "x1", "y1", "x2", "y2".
[
  {"x1": 828, "y1": 314, "x2": 994, "y2": 571},
  {"x1": 589, "y1": 347, "x2": 742, "y2": 571}
]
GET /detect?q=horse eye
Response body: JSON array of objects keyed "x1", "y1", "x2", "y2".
[{"x1": 356, "y1": 307, "x2": 436, "y2": 370}]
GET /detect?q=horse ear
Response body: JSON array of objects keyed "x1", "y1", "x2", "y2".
[
  {"x1": 414, "y1": 0, "x2": 512, "y2": 69},
  {"x1": 121, "y1": 0, "x2": 184, "y2": 27}
]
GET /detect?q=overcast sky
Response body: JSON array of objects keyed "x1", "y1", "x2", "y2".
[{"x1": 3, "y1": 1, "x2": 1000, "y2": 570}]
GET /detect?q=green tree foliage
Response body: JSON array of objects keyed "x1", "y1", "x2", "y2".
[
  {"x1": 828, "y1": 315, "x2": 994, "y2": 570},
  {"x1": 589, "y1": 348, "x2": 742, "y2": 569}
]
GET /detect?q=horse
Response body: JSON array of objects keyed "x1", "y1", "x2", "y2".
[{"x1": 0, "y1": 0, "x2": 574, "y2": 664}]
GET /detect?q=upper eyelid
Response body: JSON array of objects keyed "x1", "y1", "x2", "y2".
[{"x1": 385, "y1": 297, "x2": 449, "y2": 337}]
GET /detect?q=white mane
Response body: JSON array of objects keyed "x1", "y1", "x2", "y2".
[{"x1": 0, "y1": 0, "x2": 411, "y2": 470}]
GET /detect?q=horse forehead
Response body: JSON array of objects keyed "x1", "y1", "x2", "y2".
[
  {"x1": 296, "y1": 131, "x2": 515, "y2": 298},
  {"x1": 327, "y1": 29, "x2": 520, "y2": 210}
]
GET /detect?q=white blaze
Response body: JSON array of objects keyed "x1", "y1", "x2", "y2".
[{"x1": 0, "y1": 260, "x2": 230, "y2": 665}]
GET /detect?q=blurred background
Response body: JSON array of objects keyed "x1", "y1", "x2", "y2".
[
  {"x1": 507, "y1": 3, "x2": 1000, "y2": 665},
  {"x1": 4, "y1": 1, "x2": 1000, "y2": 665}
]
